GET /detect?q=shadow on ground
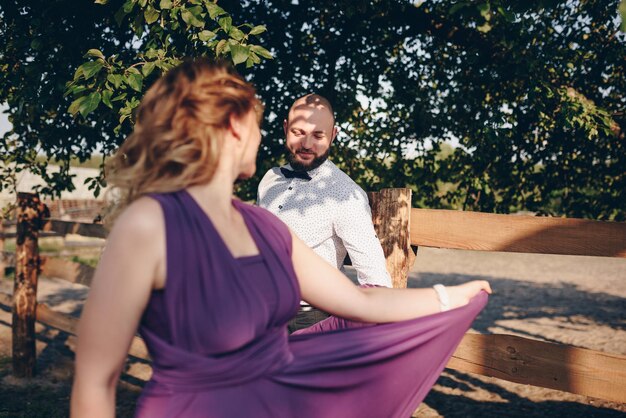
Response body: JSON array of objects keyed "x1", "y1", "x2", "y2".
[
  {"x1": 1, "y1": 271, "x2": 624, "y2": 417},
  {"x1": 409, "y1": 272, "x2": 626, "y2": 338},
  {"x1": 421, "y1": 369, "x2": 625, "y2": 418}
]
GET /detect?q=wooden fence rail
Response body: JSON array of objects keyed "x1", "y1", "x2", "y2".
[
  {"x1": 0, "y1": 191, "x2": 625, "y2": 404},
  {"x1": 409, "y1": 208, "x2": 626, "y2": 258}
]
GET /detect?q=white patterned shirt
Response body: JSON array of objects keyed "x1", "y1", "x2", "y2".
[{"x1": 257, "y1": 160, "x2": 392, "y2": 288}]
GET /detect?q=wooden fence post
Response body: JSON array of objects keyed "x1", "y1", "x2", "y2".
[
  {"x1": 0, "y1": 220, "x2": 4, "y2": 280},
  {"x1": 12, "y1": 192, "x2": 48, "y2": 378},
  {"x1": 367, "y1": 188, "x2": 412, "y2": 288}
]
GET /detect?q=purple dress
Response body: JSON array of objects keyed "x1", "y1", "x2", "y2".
[{"x1": 134, "y1": 190, "x2": 488, "y2": 417}]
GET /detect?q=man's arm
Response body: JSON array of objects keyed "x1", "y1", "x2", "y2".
[{"x1": 334, "y1": 187, "x2": 393, "y2": 287}]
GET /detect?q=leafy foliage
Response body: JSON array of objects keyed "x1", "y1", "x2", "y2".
[
  {"x1": 0, "y1": 0, "x2": 270, "y2": 197},
  {"x1": 1, "y1": 0, "x2": 625, "y2": 220},
  {"x1": 235, "y1": 0, "x2": 625, "y2": 220}
]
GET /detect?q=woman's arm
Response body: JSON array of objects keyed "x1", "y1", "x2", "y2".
[
  {"x1": 71, "y1": 198, "x2": 165, "y2": 418},
  {"x1": 291, "y1": 231, "x2": 491, "y2": 323}
]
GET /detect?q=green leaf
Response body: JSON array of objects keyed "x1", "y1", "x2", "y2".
[
  {"x1": 198, "y1": 30, "x2": 217, "y2": 42},
  {"x1": 497, "y1": 6, "x2": 515, "y2": 23},
  {"x1": 181, "y1": 7, "x2": 204, "y2": 28},
  {"x1": 85, "y1": 49, "x2": 105, "y2": 60},
  {"x1": 114, "y1": 7, "x2": 129, "y2": 25},
  {"x1": 449, "y1": 2, "x2": 468, "y2": 14},
  {"x1": 94, "y1": 0, "x2": 109, "y2": 4},
  {"x1": 181, "y1": 9, "x2": 193, "y2": 25},
  {"x1": 102, "y1": 90, "x2": 113, "y2": 108},
  {"x1": 188, "y1": 5, "x2": 204, "y2": 17},
  {"x1": 205, "y1": 3, "x2": 226, "y2": 19},
  {"x1": 30, "y1": 39, "x2": 42, "y2": 50},
  {"x1": 192, "y1": 17, "x2": 205, "y2": 27},
  {"x1": 477, "y1": 3, "x2": 490, "y2": 16},
  {"x1": 477, "y1": 22, "x2": 492, "y2": 33},
  {"x1": 159, "y1": 0, "x2": 173, "y2": 9},
  {"x1": 122, "y1": 0, "x2": 134, "y2": 13},
  {"x1": 138, "y1": 0, "x2": 148, "y2": 7},
  {"x1": 68, "y1": 96, "x2": 87, "y2": 116},
  {"x1": 215, "y1": 39, "x2": 227, "y2": 56},
  {"x1": 249, "y1": 51, "x2": 261, "y2": 64},
  {"x1": 230, "y1": 43, "x2": 249, "y2": 65},
  {"x1": 142, "y1": 61, "x2": 156, "y2": 77},
  {"x1": 64, "y1": 85, "x2": 87, "y2": 97},
  {"x1": 144, "y1": 6, "x2": 160, "y2": 24},
  {"x1": 145, "y1": 48, "x2": 159, "y2": 59},
  {"x1": 229, "y1": 27, "x2": 245, "y2": 41},
  {"x1": 218, "y1": 16, "x2": 232, "y2": 33},
  {"x1": 112, "y1": 92, "x2": 127, "y2": 102},
  {"x1": 249, "y1": 45, "x2": 273, "y2": 59},
  {"x1": 81, "y1": 61, "x2": 104, "y2": 80},
  {"x1": 107, "y1": 74, "x2": 123, "y2": 89},
  {"x1": 132, "y1": 10, "x2": 145, "y2": 36},
  {"x1": 125, "y1": 73, "x2": 143, "y2": 91},
  {"x1": 78, "y1": 92, "x2": 101, "y2": 117},
  {"x1": 73, "y1": 66, "x2": 83, "y2": 81},
  {"x1": 249, "y1": 25, "x2": 266, "y2": 36}
]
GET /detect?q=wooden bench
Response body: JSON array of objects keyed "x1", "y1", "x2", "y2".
[{"x1": 1, "y1": 190, "x2": 625, "y2": 404}]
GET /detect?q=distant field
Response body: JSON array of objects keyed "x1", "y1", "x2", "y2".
[
  {"x1": 0, "y1": 165, "x2": 106, "y2": 206},
  {"x1": 35, "y1": 155, "x2": 106, "y2": 170}
]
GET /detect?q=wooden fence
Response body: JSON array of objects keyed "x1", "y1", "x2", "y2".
[{"x1": 0, "y1": 190, "x2": 625, "y2": 404}]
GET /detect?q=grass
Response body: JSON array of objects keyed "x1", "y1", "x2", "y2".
[
  {"x1": 0, "y1": 384, "x2": 73, "y2": 418},
  {"x1": 3, "y1": 238, "x2": 101, "y2": 269},
  {"x1": 0, "y1": 356, "x2": 11, "y2": 368},
  {"x1": 69, "y1": 255, "x2": 99, "y2": 268},
  {"x1": 0, "y1": 382, "x2": 139, "y2": 417},
  {"x1": 0, "y1": 337, "x2": 138, "y2": 417},
  {"x1": 34, "y1": 155, "x2": 105, "y2": 170}
]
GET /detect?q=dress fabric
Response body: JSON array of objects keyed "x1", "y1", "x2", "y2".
[{"x1": 134, "y1": 190, "x2": 488, "y2": 418}]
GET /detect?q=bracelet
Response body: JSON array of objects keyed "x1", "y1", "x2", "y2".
[{"x1": 433, "y1": 284, "x2": 450, "y2": 312}]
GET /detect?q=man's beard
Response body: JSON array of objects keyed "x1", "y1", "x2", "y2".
[{"x1": 286, "y1": 146, "x2": 330, "y2": 172}]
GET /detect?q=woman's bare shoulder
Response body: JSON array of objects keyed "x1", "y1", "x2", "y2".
[{"x1": 108, "y1": 196, "x2": 164, "y2": 240}]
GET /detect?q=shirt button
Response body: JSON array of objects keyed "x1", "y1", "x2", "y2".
[
  {"x1": 288, "y1": 186, "x2": 293, "y2": 190},
  {"x1": 278, "y1": 205, "x2": 283, "y2": 209}
]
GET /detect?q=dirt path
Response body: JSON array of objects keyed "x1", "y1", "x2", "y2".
[
  {"x1": 410, "y1": 248, "x2": 626, "y2": 417},
  {"x1": 1, "y1": 248, "x2": 625, "y2": 417}
]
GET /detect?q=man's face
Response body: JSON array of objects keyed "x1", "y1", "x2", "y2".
[{"x1": 284, "y1": 101, "x2": 337, "y2": 172}]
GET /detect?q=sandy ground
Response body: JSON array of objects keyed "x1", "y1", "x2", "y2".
[
  {"x1": 0, "y1": 247, "x2": 625, "y2": 417},
  {"x1": 408, "y1": 248, "x2": 626, "y2": 417}
]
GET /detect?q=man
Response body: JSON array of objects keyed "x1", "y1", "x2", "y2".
[{"x1": 257, "y1": 93, "x2": 392, "y2": 332}]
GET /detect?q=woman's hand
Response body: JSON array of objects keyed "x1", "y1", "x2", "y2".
[{"x1": 447, "y1": 280, "x2": 492, "y2": 310}]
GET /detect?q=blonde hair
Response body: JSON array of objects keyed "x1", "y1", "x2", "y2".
[{"x1": 104, "y1": 58, "x2": 262, "y2": 225}]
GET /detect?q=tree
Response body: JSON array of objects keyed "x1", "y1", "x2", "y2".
[
  {"x1": 234, "y1": 0, "x2": 625, "y2": 220},
  {"x1": 0, "y1": 0, "x2": 270, "y2": 197},
  {"x1": 1, "y1": 0, "x2": 625, "y2": 220}
]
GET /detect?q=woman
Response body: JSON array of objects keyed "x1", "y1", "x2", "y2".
[{"x1": 71, "y1": 58, "x2": 491, "y2": 418}]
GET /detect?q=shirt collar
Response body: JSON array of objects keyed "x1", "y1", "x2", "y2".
[{"x1": 283, "y1": 159, "x2": 332, "y2": 180}]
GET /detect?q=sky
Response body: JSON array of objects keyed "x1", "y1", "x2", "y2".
[{"x1": 0, "y1": 104, "x2": 11, "y2": 136}]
